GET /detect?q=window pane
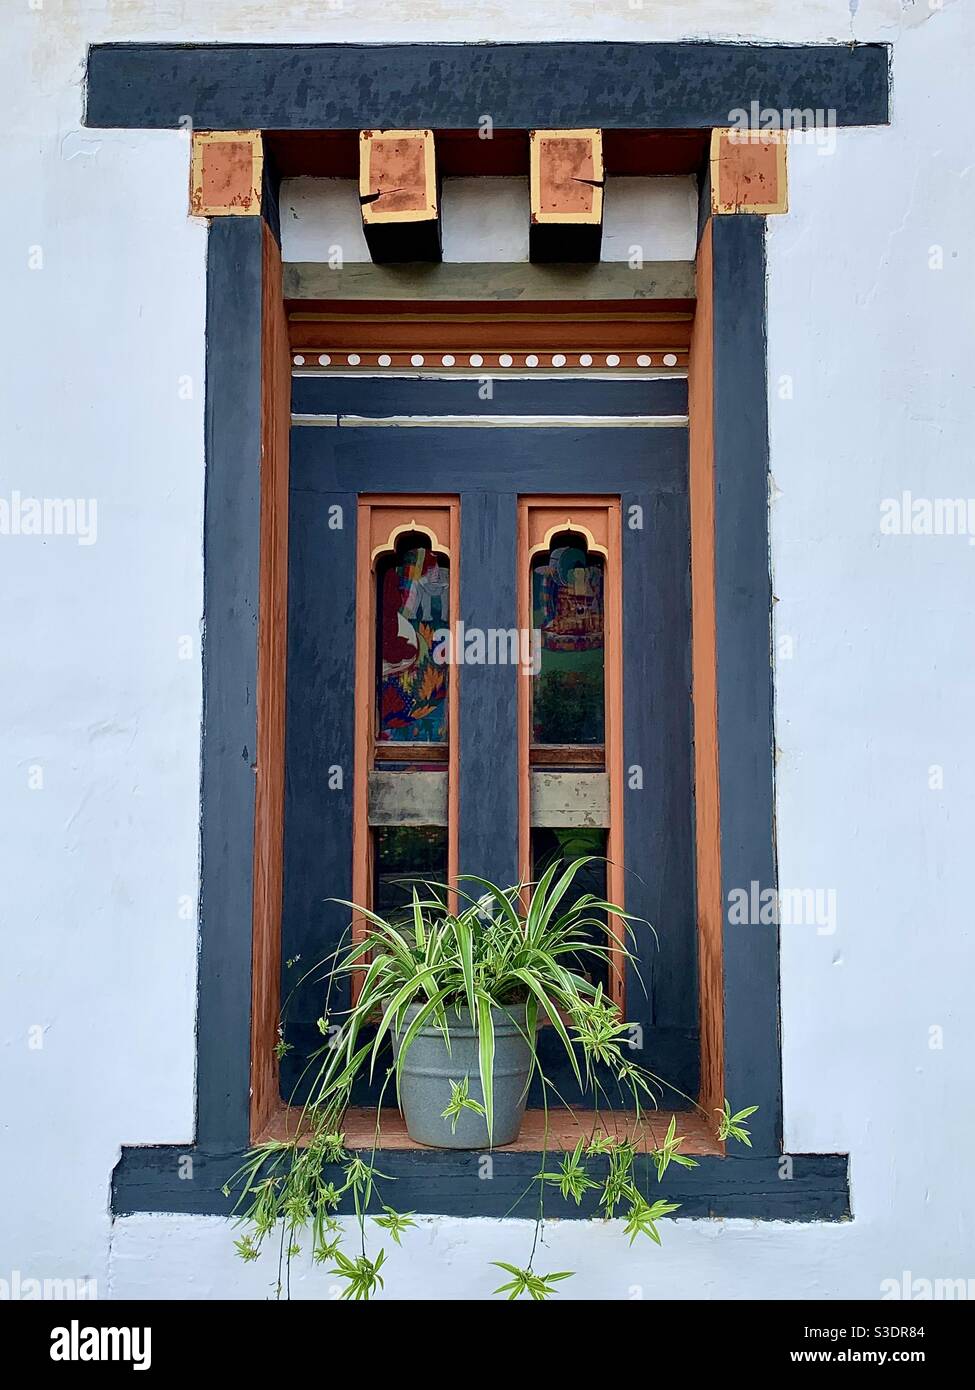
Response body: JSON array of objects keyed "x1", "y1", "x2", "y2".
[
  {"x1": 373, "y1": 826, "x2": 448, "y2": 918},
  {"x1": 377, "y1": 537, "x2": 449, "y2": 744},
  {"x1": 532, "y1": 828, "x2": 610, "y2": 993},
  {"x1": 532, "y1": 538, "x2": 605, "y2": 745}
]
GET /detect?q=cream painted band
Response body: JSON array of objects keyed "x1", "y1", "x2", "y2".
[
  {"x1": 530, "y1": 772, "x2": 610, "y2": 829},
  {"x1": 368, "y1": 770, "x2": 611, "y2": 829}
]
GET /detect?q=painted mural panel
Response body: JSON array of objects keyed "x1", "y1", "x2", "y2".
[
  {"x1": 531, "y1": 540, "x2": 605, "y2": 744},
  {"x1": 377, "y1": 539, "x2": 449, "y2": 743}
]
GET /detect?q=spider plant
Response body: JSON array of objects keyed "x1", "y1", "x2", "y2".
[{"x1": 228, "y1": 857, "x2": 756, "y2": 1299}]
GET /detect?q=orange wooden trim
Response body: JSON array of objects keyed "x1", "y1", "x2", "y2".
[
  {"x1": 688, "y1": 221, "x2": 725, "y2": 1120},
  {"x1": 359, "y1": 129, "x2": 438, "y2": 224},
  {"x1": 517, "y1": 502, "x2": 531, "y2": 901},
  {"x1": 290, "y1": 304, "x2": 694, "y2": 322},
  {"x1": 374, "y1": 742, "x2": 448, "y2": 764},
  {"x1": 351, "y1": 502, "x2": 374, "y2": 1002},
  {"x1": 352, "y1": 495, "x2": 459, "y2": 1002},
  {"x1": 604, "y1": 499, "x2": 625, "y2": 1011},
  {"x1": 289, "y1": 317, "x2": 691, "y2": 353},
  {"x1": 249, "y1": 223, "x2": 291, "y2": 1140},
  {"x1": 190, "y1": 130, "x2": 263, "y2": 218},
  {"x1": 259, "y1": 1099, "x2": 720, "y2": 1155},
  {"x1": 518, "y1": 496, "x2": 624, "y2": 1006},
  {"x1": 446, "y1": 497, "x2": 460, "y2": 916},
  {"x1": 530, "y1": 129, "x2": 604, "y2": 225},
  {"x1": 529, "y1": 744, "x2": 604, "y2": 767},
  {"x1": 709, "y1": 128, "x2": 788, "y2": 216}
]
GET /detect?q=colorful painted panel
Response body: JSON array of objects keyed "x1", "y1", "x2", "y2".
[
  {"x1": 377, "y1": 539, "x2": 449, "y2": 743},
  {"x1": 532, "y1": 540, "x2": 605, "y2": 744}
]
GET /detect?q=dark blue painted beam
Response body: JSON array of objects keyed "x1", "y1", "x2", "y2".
[
  {"x1": 195, "y1": 218, "x2": 264, "y2": 1152},
  {"x1": 711, "y1": 216, "x2": 783, "y2": 1156},
  {"x1": 292, "y1": 375, "x2": 689, "y2": 418},
  {"x1": 291, "y1": 424, "x2": 687, "y2": 497},
  {"x1": 112, "y1": 1141, "x2": 850, "y2": 1221},
  {"x1": 85, "y1": 42, "x2": 890, "y2": 131}
]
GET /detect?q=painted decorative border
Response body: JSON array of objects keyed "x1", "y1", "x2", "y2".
[{"x1": 290, "y1": 350, "x2": 687, "y2": 370}]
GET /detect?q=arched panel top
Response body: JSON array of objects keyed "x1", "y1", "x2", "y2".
[
  {"x1": 525, "y1": 501, "x2": 614, "y2": 562},
  {"x1": 367, "y1": 502, "x2": 452, "y2": 567}
]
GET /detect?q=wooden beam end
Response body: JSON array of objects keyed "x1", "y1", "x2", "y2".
[{"x1": 190, "y1": 130, "x2": 263, "y2": 217}]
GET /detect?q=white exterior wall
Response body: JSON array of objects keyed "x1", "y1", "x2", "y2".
[
  {"x1": 281, "y1": 175, "x2": 698, "y2": 263},
  {"x1": 1, "y1": 0, "x2": 972, "y2": 1300}
]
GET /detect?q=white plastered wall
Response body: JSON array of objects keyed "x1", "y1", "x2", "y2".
[
  {"x1": 280, "y1": 176, "x2": 698, "y2": 263},
  {"x1": 1, "y1": 0, "x2": 972, "y2": 1300}
]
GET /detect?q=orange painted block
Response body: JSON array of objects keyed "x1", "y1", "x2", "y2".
[
  {"x1": 359, "y1": 129, "x2": 441, "y2": 262},
  {"x1": 359, "y1": 129, "x2": 438, "y2": 221},
  {"x1": 530, "y1": 129, "x2": 603, "y2": 222},
  {"x1": 529, "y1": 129, "x2": 603, "y2": 262},
  {"x1": 710, "y1": 128, "x2": 788, "y2": 215},
  {"x1": 190, "y1": 130, "x2": 263, "y2": 217}
]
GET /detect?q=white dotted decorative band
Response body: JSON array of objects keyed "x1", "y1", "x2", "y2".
[{"x1": 291, "y1": 350, "x2": 687, "y2": 370}]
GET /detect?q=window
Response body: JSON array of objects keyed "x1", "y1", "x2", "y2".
[
  {"x1": 376, "y1": 532, "x2": 450, "y2": 748},
  {"x1": 518, "y1": 502, "x2": 626, "y2": 1016},
  {"x1": 531, "y1": 532, "x2": 606, "y2": 749},
  {"x1": 352, "y1": 500, "x2": 460, "y2": 983},
  {"x1": 277, "y1": 378, "x2": 700, "y2": 1109}
]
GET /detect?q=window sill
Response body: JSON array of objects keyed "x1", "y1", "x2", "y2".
[
  {"x1": 256, "y1": 1102, "x2": 723, "y2": 1156},
  {"x1": 112, "y1": 1130, "x2": 850, "y2": 1221}
]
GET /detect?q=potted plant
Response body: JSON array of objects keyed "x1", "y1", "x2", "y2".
[{"x1": 229, "y1": 858, "x2": 756, "y2": 1299}]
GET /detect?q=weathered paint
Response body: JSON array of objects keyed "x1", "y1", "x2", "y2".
[{"x1": 84, "y1": 42, "x2": 890, "y2": 131}]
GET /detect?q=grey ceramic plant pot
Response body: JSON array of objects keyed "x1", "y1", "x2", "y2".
[{"x1": 393, "y1": 1001, "x2": 533, "y2": 1149}]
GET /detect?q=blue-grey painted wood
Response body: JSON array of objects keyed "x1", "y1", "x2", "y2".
[
  {"x1": 85, "y1": 42, "x2": 890, "y2": 130},
  {"x1": 623, "y1": 484, "x2": 698, "y2": 1101},
  {"x1": 112, "y1": 1140, "x2": 850, "y2": 1221},
  {"x1": 196, "y1": 218, "x2": 264, "y2": 1152},
  {"x1": 711, "y1": 215, "x2": 782, "y2": 1155},
  {"x1": 292, "y1": 375, "x2": 689, "y2": 419},
  {"x1": 458, "y1": 491, "x2": 520, "y2": 890},
  {"x1": 278, "y1": 441, "x2": 357, "y2": 1101},
  {"x1": 291, "y1": 424, "x2": 687, "y2": 497},
  {"x1": 291, "y1": 419, "x2": 695, "y2": 1105}
]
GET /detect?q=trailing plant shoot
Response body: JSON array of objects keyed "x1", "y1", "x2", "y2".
[{"x1": 228, "y1": 859, "x2": 756, "y2": 1299}]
